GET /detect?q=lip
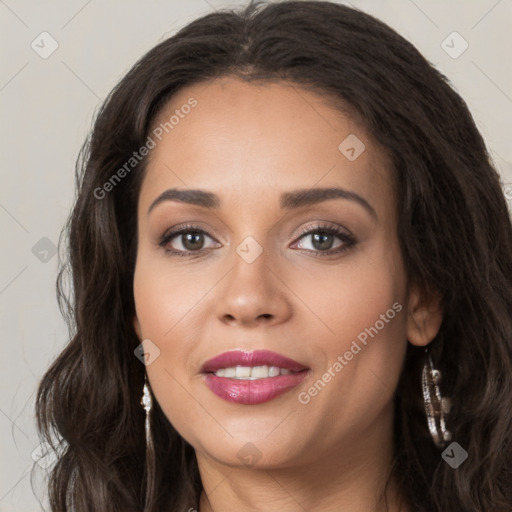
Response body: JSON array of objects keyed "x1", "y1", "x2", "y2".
[
  {"x1": 200, "y1": 349, "x2": 308, "y2": 373},
  {"x1": 200, "y1": 350, "x2": 310, "y2": 405}
]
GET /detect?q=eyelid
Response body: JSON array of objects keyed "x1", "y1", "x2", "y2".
[{"x1": 293, "y1": 221, "x2": 353, "y2": 239}]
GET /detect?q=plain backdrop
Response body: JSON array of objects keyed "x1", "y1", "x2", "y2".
[{"x1": 1, "y1": 0, "x2": 511, "y2": 510}]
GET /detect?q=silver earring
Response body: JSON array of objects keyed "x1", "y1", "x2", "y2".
[
  {"x1": 141, "y1": 375, "x2": 153, "y2": 446},
  {"x1": 141, "y1": 374, "x2": 156, "y2": 511},
  {"x1": 422, "y1": 349, "x2": 452, "y2": 448}
]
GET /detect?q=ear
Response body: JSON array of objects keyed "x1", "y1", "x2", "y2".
[
  {"x1": 133, "y1": 316, "x2": 142, "y2": 340},
  {"x1": 406, "y1": 284, "x2": 443, "y2": 346}
]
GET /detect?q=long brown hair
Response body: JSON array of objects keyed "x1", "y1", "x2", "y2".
[{"x1": 35, "y1": 1, "x2": 512, "y2": 510}]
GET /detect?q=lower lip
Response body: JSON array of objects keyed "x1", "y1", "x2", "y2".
[{"x1": 202, "y1": 371, "x2": 309, "y2": 405}]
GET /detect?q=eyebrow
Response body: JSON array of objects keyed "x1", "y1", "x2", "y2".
[{"x1": 147, "y1": 187, "x2": 377, "y2": 219}]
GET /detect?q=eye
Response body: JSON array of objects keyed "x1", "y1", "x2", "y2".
[
  {"x1": 292, "y1": 224, "x2": 357, "y2": 257},
  {"x1": 158, "y1": 224, "x2": 220, "y2": 256}
]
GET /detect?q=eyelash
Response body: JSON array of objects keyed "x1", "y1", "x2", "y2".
[{"x1": 158, "y1": 223, "x2": 357, "y2": 258}]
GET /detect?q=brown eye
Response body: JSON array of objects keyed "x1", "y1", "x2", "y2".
[
  {"x1": 310, "y1": 232, "x2": 336, "y2": 251},
  {"x1": 159, "y1": 224, "x2": 220, "y2": 256},
  {"x1": 292, "y1": 224, "x2": 357, "y2": 257},
  {"x1": 179, "y1": 231, "x2": 206, "y2": 251}
]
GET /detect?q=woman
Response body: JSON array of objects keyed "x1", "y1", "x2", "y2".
[{"x1": 35, "y1": 1, "x2": 512, "y2": 511}]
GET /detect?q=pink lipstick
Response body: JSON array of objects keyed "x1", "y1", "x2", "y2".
[{"x1": 200, "y1": 349, "x2": 309, "y2": 405}]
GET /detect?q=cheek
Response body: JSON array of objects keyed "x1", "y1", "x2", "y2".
[
  {"x1": 133, "y1": 250, "x2": 216, "y2": 340},
  {"x1": 289, "y1": 245, "x2": 408, "y2": 412},
  {"x1": 291, "y1": 254, "x2": 407, "y2": 435},
  {"x1": 289, "y1": 246, "x2": 406, "y2": 354},
  {"x1": 132, "y1": 253, "x2": 209, "y2": 386}
]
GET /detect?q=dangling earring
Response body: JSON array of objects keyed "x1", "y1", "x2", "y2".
[
  {"x1": 141, "y1": 374, "x2": 156, "y2": 510},
  {"x1": 141, "y1": 374, "x2": 153, "y2": 446},
  {"x1": 422, "y1": 347, "x2": 452, "y2": 448}
]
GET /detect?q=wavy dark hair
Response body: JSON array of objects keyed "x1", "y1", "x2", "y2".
[{"x1": 34, "y1": 1, "x2": 512, "y2": 511}]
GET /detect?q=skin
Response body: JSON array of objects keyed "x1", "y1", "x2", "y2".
[{"x1": 132, "y1": 77, "x2": 443, "y2": 512}]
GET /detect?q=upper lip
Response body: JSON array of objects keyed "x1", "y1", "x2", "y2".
[{"x1": 200, "y1": 349, "x2": 309, "y2": 373}]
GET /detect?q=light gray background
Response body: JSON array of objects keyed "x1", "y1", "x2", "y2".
[{"x1": 1, "y1": 0, "x2": 511, "y2": 510}]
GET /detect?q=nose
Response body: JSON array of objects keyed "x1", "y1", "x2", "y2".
[{"x1": 214, "y1": 251, "x2": 293, "y2": 328}]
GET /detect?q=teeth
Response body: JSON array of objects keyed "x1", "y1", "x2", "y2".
[
  {"x1": 213, "y1": 365, "x2": 297, "y2": 379},
  {"x1": 268, "y1": 366, "x2": 280, "y2": 377},
  {"x1": 251, "y1": 365, "x2": 269, "y2": 379},
  {"x1": 235, "y1": 366, "x2": 252, "y2": 378},
  {"x1": 224, "y1": 367, "x2": 236, "y2": 378}
]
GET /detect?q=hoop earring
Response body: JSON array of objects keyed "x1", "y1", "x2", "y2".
[
  {"x1": 141, "y1": 374, "x2": 156, "y2": 510},
  {"x1": 422, "y1": 347, "x2": 452, "y2": 448}
]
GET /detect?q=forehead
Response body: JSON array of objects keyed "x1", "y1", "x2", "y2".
[{"x1": 140, "y1": 77, "x2": 393, "y2": 218}]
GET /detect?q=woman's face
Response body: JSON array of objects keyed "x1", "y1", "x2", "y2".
[{"x1": 133, "y1": 77, "x2": 441, "y2": 470}]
